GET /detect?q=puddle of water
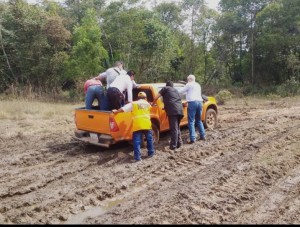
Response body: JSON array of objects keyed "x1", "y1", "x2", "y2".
[
  {"x1": 65, "y1": 198, "x2": 126, "y2": 224},
  {"x1": 65, "y1": 207, "x2": 106, "y2": 224},
  {"x1": 65, "y1": 177, "x2": 163, "y2": 224}
]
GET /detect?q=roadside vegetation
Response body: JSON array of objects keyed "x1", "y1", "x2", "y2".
[{"x1": 0, "y1": 0, "x2": 299, "y2": 101}]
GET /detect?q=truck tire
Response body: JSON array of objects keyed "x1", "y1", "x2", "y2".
[
  {"x1": 141, "y1": 123, "x2": 160, "y2": 148},
  {"x1": 203, "y1": 108, "x2": 217, "y2": 129}
]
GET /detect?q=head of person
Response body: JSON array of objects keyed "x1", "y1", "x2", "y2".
[
  {"x1": 127, "y1": 70, "x2": 135, "y2": 80},
  {"x1": 166, "y1": 80, "x2": 174, "y2": 87},
  {"x1": 115, "y1": 61, "x2": 124, "y2": 70},
  {"x1": 138, "y1": 91, "x2": 147, "y2": 100},
  {"x1": 187, "y1": 74, "x2": 196, "y2": 82}
]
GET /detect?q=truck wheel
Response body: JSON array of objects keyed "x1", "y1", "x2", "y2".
[
  {"x1": 204, "y1": 109, "x2": 217, "y2": 129},
  {"x1": 141, "y1": 123, "x2": 160, "y2": 148},
  {"x1": 151, "y1": 123, "x2": 160, "y2": 145}
]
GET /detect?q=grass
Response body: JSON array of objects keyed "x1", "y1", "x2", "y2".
[
  {"x1": 0, "y1": 99, "x2": 80, "y2": 121},
  {"x1": 0, "y1": 99, "x2": 82, "y2": 139}
]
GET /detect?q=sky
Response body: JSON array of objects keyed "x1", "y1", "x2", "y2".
[
  {"x1": 206, "y1": 0, "x2": 219, "y2": 10},
  {"x1": 25, "y1": 0, "x2": 220, "y2": 11}
]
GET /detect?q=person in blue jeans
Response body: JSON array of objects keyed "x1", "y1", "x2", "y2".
[
  {"x1": 112, "y1": 92, "x2": 154, "y2": 162},
  {"x1": 84, "y1": 78, "x2": 109, "y2": 110},
  {"x1": 179, "y1": 74, "x2": 206, "y2": 143}
]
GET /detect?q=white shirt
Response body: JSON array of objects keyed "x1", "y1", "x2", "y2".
[
  {"x1": 97, "y1": 67, "x2": 122, "y2": 88},
  {"x1": 121, "y1": 102, "x2": 133, "y2": 112},
  {"x1": 179, "y1": 81, "x2": 203, "y2": 102},
  {"x1": 110, "y1": 74, "x2": 133, "y2": 102},
  {"x1": 97, "y1": 68, "x2": 138, "y2": 89}
]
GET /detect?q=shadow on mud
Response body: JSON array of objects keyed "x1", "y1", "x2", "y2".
[{"x1": 45, "y1": 130, "x2": 181, "y2": 166}]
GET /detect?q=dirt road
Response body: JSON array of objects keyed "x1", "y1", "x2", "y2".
[{"x1": 1, "y1": 97, "x2": 300, "y2": 224}]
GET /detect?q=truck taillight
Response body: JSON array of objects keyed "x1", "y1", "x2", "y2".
[{"x1": 109, "y1": 117, "x2": 119, "y2": 132}]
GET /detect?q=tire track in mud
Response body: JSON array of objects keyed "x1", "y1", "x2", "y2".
[
  {"x1": 82, "y1": 107, "x2": 300, "y2": 224},
  {"x1": 238, "y1": 164, "x2": 300, "y2": 224},
  {"x1": 1, "y1": 103, "x2": 300, "y2": 224}
]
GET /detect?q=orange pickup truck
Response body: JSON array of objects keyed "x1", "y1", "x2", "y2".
[{"x1": 74, "y1": 83, "x2": 218, "y2": 148}]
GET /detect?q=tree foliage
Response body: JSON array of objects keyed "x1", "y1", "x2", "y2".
[
  {"x1": 0, "y1": 0, "x2": 299, "y2": 97},
  {"x1": 64, "y1": 8, "x2": 107, "y2": 81}
]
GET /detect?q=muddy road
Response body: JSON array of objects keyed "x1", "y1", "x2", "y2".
[{"x1": 1, "y1": 97, "x2": 300, "y2": 224}]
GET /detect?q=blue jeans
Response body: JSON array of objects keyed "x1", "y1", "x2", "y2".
[
  {"x1": 187, "y1": 101, "x2": 205, "y2": 142},
  {"x1": 85, "y1": 85, "x2": 109, "y2": 110},
  {"x1": 132, "y1": 130, "x2": 155, "y2": 161}
]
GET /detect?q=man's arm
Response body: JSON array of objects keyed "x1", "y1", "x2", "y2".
[
  {"x1": 153, "y1": 93, "x2": 162, "y2": 103},
  {"x1": 112, "y1": 108, "x2": 124, "y2": 114},
  {"x1": 94, "y1": 72, "x2": 106, "y2": 82},
  {"x1": 132, "y1": 80, "x2": 139, "y2": 89},
  {"x1": 112, "y1": 102, "x2": 133, "y2": 113},
  {"x1": 127, "y1": 80, "x2": 133, "y2": 103},
  {"x1": 179, "y1": 84, "x2": 189, "y2": 94}
]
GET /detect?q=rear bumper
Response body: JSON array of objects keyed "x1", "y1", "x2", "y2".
[{"x1": 74, "y1": 130, "x2": 115, "y2": 148}]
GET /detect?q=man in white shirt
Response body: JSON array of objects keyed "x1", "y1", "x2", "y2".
[
  {"x1": 179, "y1": 74, "x2": 206, "y2": 143},
  {"x1": 107, "y1": 71, "x2": 135, "y2": 110},
  {"x1": 94, "y1": 61, "x2": 124, "y2": 88}
]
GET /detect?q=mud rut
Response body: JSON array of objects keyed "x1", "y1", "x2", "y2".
[{"x1": 0, "y1": 100, "x2": 300, "y2": 224}]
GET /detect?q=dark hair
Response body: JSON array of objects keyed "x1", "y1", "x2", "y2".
[
  {"x1": 166, "y1": 80, "x2": 173, "y2": 87},
  {"x1": 127, "y1": 70, "x2": 135, "y2": 77}
]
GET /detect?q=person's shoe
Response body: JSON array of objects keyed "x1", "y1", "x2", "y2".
[
  {"x1": 198, "y1": 137, "x2": 206, "y2": 141},
  {"x1": 187, "y1": 140, "x2": 195, "y2": 144},
  {"x1": 148, "y1": 153, "x2": 155, "y2": 158},
  {"x1": 164, "y1": 146, "x2": 176, "y2": 152},
  {"x1": 177, "y1": 143, "x2": 183, "y2": 149},
  {"x1": 134, "y1": 158, "x2": 142, "y2": 162}
]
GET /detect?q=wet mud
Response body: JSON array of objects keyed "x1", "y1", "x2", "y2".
[{"x1": 1, "y1": 97, "x2": 300, "y2": 224}]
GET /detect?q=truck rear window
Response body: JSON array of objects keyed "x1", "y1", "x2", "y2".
[{"x1": 133, "y1": 89, "x2": 154, "y2": 102}]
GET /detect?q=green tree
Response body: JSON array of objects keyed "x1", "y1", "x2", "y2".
[
  {"x1": 100, "y1": 2, "x2": 177, "y2": 82},
  {"x1": 65, "y1": 8, "x2": 108, "y2": 81},
  {"x1": 1, "y1": 0, "x2": 71, "y2": 94},
  {"x1": 153, "y1": 2, "x2": 183, "y2": 31},
  {"x1": 217, "y1": 0, "x2": 271, "y2": 85},
  {"x1": 256, "y1": 0, "x2": 300, "y2": 84}
]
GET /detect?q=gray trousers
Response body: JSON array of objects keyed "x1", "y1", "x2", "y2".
[{"x1": 168, "y1": 115, "x2": 183, "y2": 149}]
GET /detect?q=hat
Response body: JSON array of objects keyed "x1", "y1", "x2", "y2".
[{"x1": 138, "y1": 91, "x2": 147, "y2": 98}]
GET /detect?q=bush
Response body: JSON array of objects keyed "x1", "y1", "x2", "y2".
[
  {"x1": 215, "y1": 89, "x2": 233, "y2": 105},
  {"x1": 276, "y1": 77, "x2": 300, "y2": 97}
]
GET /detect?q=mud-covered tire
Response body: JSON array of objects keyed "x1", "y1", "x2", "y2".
[
  {"x1": 204, "y1": 108, "x2": 217, "y2": 129},
  {"x1": 141, "y1": 123, "x2": 160, "y2": 148}
]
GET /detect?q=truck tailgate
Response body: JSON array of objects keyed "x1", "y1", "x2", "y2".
[{"x1": 75, "y1": 108, "x2": 111, "y2": 134}]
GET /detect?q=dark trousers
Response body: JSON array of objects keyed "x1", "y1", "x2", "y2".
[
  {"x1": 107, "y1": 87, "x2": 125, "y2": 110},
  {"x1": 168, "y1": 115, "x2": 183, "y2": 149}
]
